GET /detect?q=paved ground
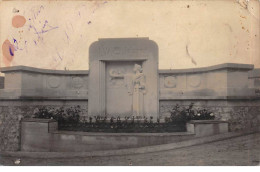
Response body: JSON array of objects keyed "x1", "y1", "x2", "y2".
[{"x1": 0, "y1": 132, "x2": 260, "y2": 166}]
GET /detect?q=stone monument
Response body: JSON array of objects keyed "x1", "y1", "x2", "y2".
[{"x1": 88, "y1": 38, "x2": 158, "y2": 118}]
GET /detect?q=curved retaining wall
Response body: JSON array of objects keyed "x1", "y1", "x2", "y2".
[{"x1": 20, "y1": 118, "x2": 229, "y2": 152}]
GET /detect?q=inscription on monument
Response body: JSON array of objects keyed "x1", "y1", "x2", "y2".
[
  {"x1": 108, "y1": 68, "x2": 126, "y2": 87},
  {"x1": 98, "y1": 47, "x2": 149, "y2": 57}
]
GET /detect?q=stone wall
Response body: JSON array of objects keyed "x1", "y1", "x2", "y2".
[
  {"x1": 0, "y1": 100, "x2": 88, "y2": 151},
  {"x1": 160, "y1": 100, "x2": 260, "y2": 132},
  {"x1": 0, "y1": 77, "x2": 4, "y2": 89},
  {"x1": 0, "y1": 66, "x2": 88, "y2": 99},
  {"x1": 0, "y1": 64, "x2": 260, "y2": 152},
  {"x1": 159, "y1": 63, "x2": 256, "y2": 99}
]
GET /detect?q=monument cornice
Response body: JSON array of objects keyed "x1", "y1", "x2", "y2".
[
  {"x1": 0, "y1": 66, "x2": 89, "y2": 75},
  {"x1": 159, "y1": 63, "x2": 254, "y2": 74}
]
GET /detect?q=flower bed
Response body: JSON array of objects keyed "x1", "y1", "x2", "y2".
[
  {"x1": 33, "y1": 103, "x2": 215, "y2": 133},
  {"x1": 58, "y1": 121, "x2": 186, "y2": 133}
]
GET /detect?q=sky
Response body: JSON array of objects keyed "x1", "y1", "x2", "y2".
[{"x1": 0, "y1": 0, "x2": 259, "y2": 70}]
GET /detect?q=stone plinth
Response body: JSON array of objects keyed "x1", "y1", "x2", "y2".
[
  {"x1": 89, "y1": 38, "x2": 158, "y2": 117},
  {"x1": 0, "y1": 66, "x2": 88, "y2": 99},
  {"x1": 21, "y1": 118, "x2": 57, "y2": 152},
  {"x1": 186, "y1": 120, "x2": 228, "y2": 137}
]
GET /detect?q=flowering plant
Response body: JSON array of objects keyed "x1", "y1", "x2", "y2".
[
  {"x1": 32, "y1": 103, "x2": 215, "y2": 133},
  {"x1": 33, "y1": 106, "x2": 81, "y2": 124},
  {"x1": 169, "y1": 103, "x2": 215, "y2": 124}
]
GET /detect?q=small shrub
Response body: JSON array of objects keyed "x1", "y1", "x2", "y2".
[
  {"x1": 33, "y1": 103, "x2": 215, "y2": 133},
  {"x1": 170, "y1": 103, "x2": 215, "y2": 123},
  {"x1": 33, "y1": 106, "x2": 81, "y2": 124}
]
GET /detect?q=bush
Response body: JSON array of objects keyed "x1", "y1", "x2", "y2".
[
  {"x1": 169, "y1": 103, "x2": 215, "y2": 124},
  {"x1": 33, "y1": 106, "x2": 81, "y2": 124},
  {"x1": 32, "y1": 103, "x2": 215, "y2": 133}
]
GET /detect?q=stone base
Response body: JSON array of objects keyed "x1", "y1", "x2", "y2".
[
  {"x1": 21, "y1": 118, "x2": 57, "y2": 152},
  {"x1": 20, "y1": 118, "x2": 232, "y2": 152},
  {"x1": 186, "y1": 120, "x2": 228, "y2": 137}
]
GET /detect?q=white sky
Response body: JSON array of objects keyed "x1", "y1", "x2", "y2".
[{"x1": 0, "y1": 0, "x2": 259, "y2": 70}]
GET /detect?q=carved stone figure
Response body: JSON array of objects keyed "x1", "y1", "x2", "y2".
[{"x1": 132, "y1": 64, "x2": 146, "y2": 116}]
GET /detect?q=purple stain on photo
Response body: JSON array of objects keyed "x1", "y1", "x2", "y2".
[
  {"x1": 32, "y1": 5, "x2": 44, "y2": 20},
  {"x1": 13, "y1": 38, "x2": 17, "y2": 44},
  {"x1": 12, "y1": 38, "x2": 19, "y2": 51},
  {"x1": 28, "y1": 19, "x2": 58, "y2": 35},
  {"x1": 9, "y1": 46, "x2": 14, "y2": 56}
]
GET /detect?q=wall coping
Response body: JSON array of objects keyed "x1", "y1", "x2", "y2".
[
  {"x1": 159, "y1": 95, "x2": 260, "y2": 100},
  {"x1": 22, "y1": 118, "x2": 57, "y2": 123},
  {"x1": 0, "y1": 95, "x2": 259, "y2": 101},
  {"x1": 248, "y1": 68, "x2": 260, "y2": 78},
  {"x1": 159, "y1": 63, "x2": 254, "y2": 74},
  {"x1": 0, "y1": 63, "x2": 254, "y2": 75},
  {"x1": 98, "y1": 37, "x2": 150, "y2": 41},
  {"x1": 188, "y1": 120, "x2": 228, "y2": 124},
  {"x1": 53, "y1": 130, "x2": 194, "y2": 136},
  {"x1": 0, "y1": 96, "x2": 88, "y2": 100},
  {"x1": 0, "y1": 66, "x2": 89, "y2": 75}
]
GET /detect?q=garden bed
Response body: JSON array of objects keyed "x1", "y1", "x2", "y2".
[
  {"x1": 33, "y1": 103, "x2": 215, "y2": 133},
  {"x1": 58, "y1": 121, "x2": 187, "y2": 133}
]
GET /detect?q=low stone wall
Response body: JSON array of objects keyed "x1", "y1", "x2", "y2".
[
  {"x1": 0, "y1": 100, "x2": 88, "y2": 151},
  {"x1": 160, "y1": 100, "x2": 260, "y2": 132},
  {"x1": 50, "y1": 131, "x2": 195, "y2": 152},
  {"x1": 21, "y1": 118, "x2": 58, "y2": 152},
  {"x1": 186, "y1": 120, "x2": 228, "y2": 137},
  {"x1": 21, "y1": 119, "x2": 195, "y2": 152},
  {"x1": 20, "y1": 118, "x2": 231, "y2": 152}
]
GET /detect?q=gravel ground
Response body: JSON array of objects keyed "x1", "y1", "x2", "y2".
[{"x1": 0, "y1": 132, "x2": 259, "y2": 166}]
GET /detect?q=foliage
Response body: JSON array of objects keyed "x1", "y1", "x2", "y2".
[
  {"x1": 33, "y1": 106, "x2": 81, "y2": 124},
  {"x1": 169, "y1": 103, "x2": 215, "y2": 124},
  {"x1": 33, "y1": 103, "x2": 215, "y2": 133},
  {"x1": 59, "y1": 116, "x2": 186, "y2": 133}
]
